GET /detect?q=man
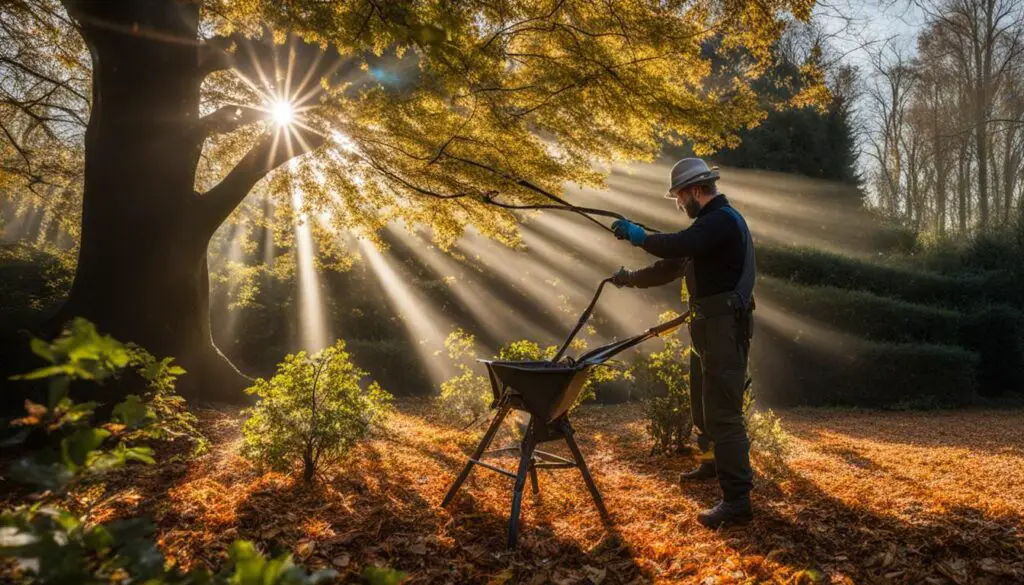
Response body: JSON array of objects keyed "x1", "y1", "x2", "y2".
[{"x1": 610, "y1": 157, "x2": 756, "y2": 528}]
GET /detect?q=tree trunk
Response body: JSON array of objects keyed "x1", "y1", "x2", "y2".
[
  {"x1": 54, "y1": 0, "x2": 249, "y2": 402},
  {"x1": 957, "y1": 146, "x2": 969, "y2": 235}
]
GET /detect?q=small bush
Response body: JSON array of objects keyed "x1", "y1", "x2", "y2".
[
  {"x1": 743, "y1": 389, "x2": 790, "y2": 474},
  {"x1": 241, "y1": 340, "x2": 392, "y2": 482},
  {"x1": 630, "y1": 312, "x2": 693, "y2": 454},
  {"x1": 435, "y1": 329, "x2": 493, "y2": 425},
  {"x1": 758, "y1": 277, "x2": 962, "y2": 345}
]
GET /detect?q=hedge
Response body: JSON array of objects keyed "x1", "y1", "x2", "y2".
[
  {"x1": 757, "y1": 276, "x2": 962, "y2": 345},
  {"x1": 756, "y1": 245, "x2": 985, "y2": 308},
  {"x1": 750, "y1": 325, "x2": 978, "y2": 408},
  {"x1": 959, "y1": 305, "x2": 1024, "y2": 396}
]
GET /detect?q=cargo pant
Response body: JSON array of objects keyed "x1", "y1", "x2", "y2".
[{"x1": 688, "y1": 309, "x2": 754, "y2": 501}]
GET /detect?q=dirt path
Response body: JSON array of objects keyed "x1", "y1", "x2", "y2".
[{"x1": 96, "y1": 402, "x2": 1024, "y2": 584}]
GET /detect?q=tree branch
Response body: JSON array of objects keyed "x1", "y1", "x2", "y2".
[
  {"x1": 198, "y1": 33, "x2": 247, "y2": 77},
  {"x1": 197, "y1": 105, "x2": 265, "y2": 139},
  {"x1": 199, "y1": 125, "x2": 326, "y2": 234}
]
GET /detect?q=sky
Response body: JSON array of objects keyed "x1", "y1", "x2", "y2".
[{"x1": 817, "y1": 0, "x2": 926, "y2": 69}]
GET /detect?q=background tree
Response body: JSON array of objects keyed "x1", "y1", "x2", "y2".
[
  {"x1": 861, "y1": 0, "x2": 1024, "y2": 235},
  {"x1": 712, "y1": 20, "x2": 861, "y2": 187},
  {"x1": 0, "y1": 0, "x2": 821, "y2": 400}
]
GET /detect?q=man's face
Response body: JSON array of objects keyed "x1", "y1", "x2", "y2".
[{"x1": 674, "y1": 186, "x2": 702, "y2": 218}]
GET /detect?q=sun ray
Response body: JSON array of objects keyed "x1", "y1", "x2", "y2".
[{"x1": 357, "y1": 239, "x2": 459, "y2": 386}]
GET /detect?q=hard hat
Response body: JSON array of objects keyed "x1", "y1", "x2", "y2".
[{"x1": 665, "y1": 158, "x2": 720, "y2": 198}]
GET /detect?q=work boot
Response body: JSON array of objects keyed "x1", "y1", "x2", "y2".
[
  {"x1": 679, "y1": 462, "x2": 717, "y2": 482},
  {"x1": 697, "y1": 497, "x2": 752, "y2": 529}
]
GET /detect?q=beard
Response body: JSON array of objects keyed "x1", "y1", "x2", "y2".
[{"x1": 677, "y1": 195, "x2": 701, "y2": 218}]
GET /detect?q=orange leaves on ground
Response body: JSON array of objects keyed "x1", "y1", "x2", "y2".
[{"x1": 86, "y1": 401, "x2": 1024, "y2": 584}]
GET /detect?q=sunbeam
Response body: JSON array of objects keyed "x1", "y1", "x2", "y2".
[
  {"x1": 291, "y1": 186, "x2": 330, "y2": 352},
  {"x1": 357, "y1": 238, "x2": 458, "y2": 386}
]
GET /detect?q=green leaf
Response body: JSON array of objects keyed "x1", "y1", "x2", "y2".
[
  {"x1": 7, "y1": 457, "x2": 74, "y2": 491},
  {"x1": 12, "y1": 364, "x2": 73, "y2": 380},
  {"x1": 112, "y1": 395, "x2": 153, "y2": 429},
  {"x1": 122, "y1": 444, "x2": 156, "y2": 465},
  {"x1": 28, "y1": 337, "x2": 57, "y2": 364},
  {"x1": 61, "y1": 427, "x2": 110, "y2": 469}
]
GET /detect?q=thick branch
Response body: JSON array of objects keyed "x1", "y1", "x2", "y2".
[
  {"x1": 197, "y1": 105, "x2": 265, "y2": 139},
  {"x1": 199, "y1": 125, "x2": 326, "y2": 234},
  {"x1": 199, "y1": 33, "x2": 247, "y2": 76}
]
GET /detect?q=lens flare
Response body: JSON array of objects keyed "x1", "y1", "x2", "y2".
[{"x1": 271, "y1": 100, "x2": 294, "y2": 126}]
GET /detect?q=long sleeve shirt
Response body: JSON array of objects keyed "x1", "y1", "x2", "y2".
[{"x1": 627, "y1": 195, "x2": 749, "y2": 299}]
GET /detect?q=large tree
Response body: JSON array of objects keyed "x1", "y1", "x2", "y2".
[{"x1": 1, "y1": 0, "x2": 818, "y2": 401}]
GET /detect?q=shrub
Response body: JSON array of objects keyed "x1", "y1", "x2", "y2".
[
  {"x1": 630, "y1": 312, "x2": 693, "y2": 454},
  {"x1": 435, "y1": 329, "x2": 493, "y2": 425},
  {"x1": 1, "y1": 319, "x2": 334, "y2": 585},
  {"x1": 756, "y1": 245, "x2": 983, "y2": 308},
  {"x1": 743, "y1": 389, "x2": 790, "y2": 474},
  {"x1": 758, "y1": 277, "x2": 962, "y2": 345},
  {"x1": 751, "y1": 326, "x2": 978, "y2": 407},
  {"x1": 241, "y1": 340, "x2": 392, "y2": 482}
]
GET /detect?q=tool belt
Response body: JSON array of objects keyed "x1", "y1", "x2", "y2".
[
  {"x1": 689, "y1": 291, "x2": 753, "y2": 320},
  {"x1": 690, "y1": 291, "x2": 755, "y2": 340}
]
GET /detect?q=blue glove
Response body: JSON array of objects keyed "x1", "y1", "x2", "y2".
[{"x1": 611, "y1": 219, "x2": 646, "y2": 246}]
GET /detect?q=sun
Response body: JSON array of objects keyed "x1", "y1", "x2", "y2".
[{"x1": 271, "y1": 100, "x2": 294, "y2": 126}]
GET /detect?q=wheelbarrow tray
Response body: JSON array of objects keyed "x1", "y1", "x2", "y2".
[{"x1": 480, "y1": 360, "x2": 589, "y2": 424}]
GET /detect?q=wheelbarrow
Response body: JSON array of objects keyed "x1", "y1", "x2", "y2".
[{"x1": 441, "y1": 277, "x2": 690, "y2": 548}]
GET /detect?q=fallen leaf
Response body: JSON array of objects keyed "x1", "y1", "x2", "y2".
[
  {"x1": 409, "y1": 542, "x2": 427, "y2": 555},
  {"x1": 488, "y1": 568, "x2": 514, "y2": 585},
  {"x1": 295, "y1": 540, "x2": 314, "y2": 560},
  {"x1": 332, "y1": 553, "x2": 350, "y2": 567},
  {"x1": 584, "y1": 565, "x2": 607, "y2": 585}
]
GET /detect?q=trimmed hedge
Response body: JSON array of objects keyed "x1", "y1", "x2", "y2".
[
  {"x1": 757, "y1": 276, "x2": 962, "y2": 345},
  {"x1": 750, "y1": 324, "x2": 978, "y2": 408},
  {"x1": 757, "y1": 245, "x2": 985, "y2": 308},
  {"x1": 959, "y1": 305, "x2": 1024, "y2": 396}
]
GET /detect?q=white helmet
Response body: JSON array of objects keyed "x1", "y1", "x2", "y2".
[{"x1": 665, "y1": 157, "x2": 720, "y2": 198}]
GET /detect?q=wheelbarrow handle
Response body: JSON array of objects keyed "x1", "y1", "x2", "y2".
[
  {"x1": 551, "y1": 277, "x2": 612, "y2": 363},
  {"x1": 647, "y1": 310, "x2": 691, "y2": 337}
]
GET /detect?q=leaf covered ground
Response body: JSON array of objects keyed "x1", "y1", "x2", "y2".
[{"x1": 85, "y1": 401, "x2": 1023, "y2": 584}]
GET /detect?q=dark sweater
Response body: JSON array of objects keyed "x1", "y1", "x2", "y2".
[{"x1": 628, "y1": 195, "x2": 751, "y2": 298}]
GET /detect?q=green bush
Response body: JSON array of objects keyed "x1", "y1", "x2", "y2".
[
  {"x1": 435, "y1": 329, "x2": 493, "y2": 426},
  {"x1": 241, "y1": 340, "x2": 392, "y2": 482},
  {"x1": 743, "y1": 389, "x2": 790, "y2": 474},
  {"x1": 959, "y1": 305, "x2": 1024, "y2": 396},
  {"x1": 757, "y1": 245, "x2": 983, "y2": 308},
  {"x1": 758, "y1": 276, "x2": 962, "y2": 345},
  {"x1": 629, "y1": 312, "x2": 693, "y2": 454},
  {"x1": 751, "y1": 327, "x2": 978, "y2": 407},
  {"x1": 1, "y1": 319, "x2": 334, "y2": 585}
]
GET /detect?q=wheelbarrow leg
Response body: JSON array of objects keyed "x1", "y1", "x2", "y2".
[
  {"x1": 564, "y1": 431, "x2": 609, "y2": 521},
  {"x1": 529, "y1": 464, "x2": 539, "y2": 495},
  {"x1": 508, "y1": 422, "x2": 537, "y2": 549},
  {"x1": 442, "y1": 404, "x2": 510, "y2": 508}
]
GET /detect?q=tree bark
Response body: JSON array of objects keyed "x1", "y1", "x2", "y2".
[{"x1": 53, "y1": 0, "x2": 249, "y2": 402}]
